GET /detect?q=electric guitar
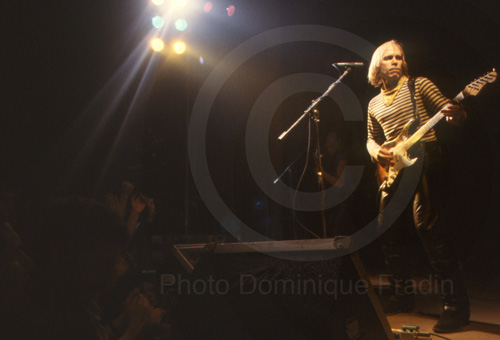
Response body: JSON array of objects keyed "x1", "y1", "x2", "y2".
[{"x1": 378, "y1": 69, "x2": 497, "y2": 189}]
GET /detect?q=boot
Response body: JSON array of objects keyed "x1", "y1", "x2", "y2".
[
  {"x1": 433, "y1": 274, "x2": 470, "y2": 333},
  {"x1": 433, "y1": 303, "x2": 470, "y2": 333}
]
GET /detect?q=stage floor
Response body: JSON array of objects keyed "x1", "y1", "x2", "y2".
[
  {"x1": 388, "y1": 313, "x2": 500, "y2": 340},
  {"x1": 371, "y1": 270, "x2": 500, "y2": 339}
]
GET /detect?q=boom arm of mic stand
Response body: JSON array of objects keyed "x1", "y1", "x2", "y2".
[{"x1": 277, "y1": 67, "x2": 352, "y2": 141}]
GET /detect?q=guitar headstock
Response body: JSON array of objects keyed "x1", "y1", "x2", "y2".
[{"x1": 463, "y1": 69, "x2": 497, "y2": 97}]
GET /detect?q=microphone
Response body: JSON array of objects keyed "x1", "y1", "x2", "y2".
[{"x1": 333, "y1": 62, "x2": 364, "y2": 67}]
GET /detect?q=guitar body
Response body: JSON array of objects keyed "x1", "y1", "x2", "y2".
[{"x1": 377, "y1": 119, "x2": 419, "y2": 188}]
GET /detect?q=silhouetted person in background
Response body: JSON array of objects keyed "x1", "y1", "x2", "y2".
[
  {"x1": 0, "y1": 220, "x2": 33, "y2": 338},
  {"x1": 24, "y1": 197, "x2": 164, "y2": 340}
]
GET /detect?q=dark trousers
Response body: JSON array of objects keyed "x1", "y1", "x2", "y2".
[{"x1": 377, "y1": 142, "x2": 468, "y2": 305}]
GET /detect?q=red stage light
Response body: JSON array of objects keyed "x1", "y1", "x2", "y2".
[{"x1": 204, "y1": 2, "x2": 213, "y2": 12}]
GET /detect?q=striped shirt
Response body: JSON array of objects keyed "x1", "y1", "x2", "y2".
[{"x1": 366, "y1": 77, "x2": 448, "y2": 160}]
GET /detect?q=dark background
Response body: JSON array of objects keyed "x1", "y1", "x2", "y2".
[{"x1": 2, "y1": 1, "x2": 500, "y2": 269}]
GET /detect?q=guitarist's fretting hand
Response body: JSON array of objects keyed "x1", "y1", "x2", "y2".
[
  {"x1": 441, "y1": 100, "x2": 467, "y2": 126},
  {"x1": 377, "y1": 147, "x2": 394, "y2": 167}
]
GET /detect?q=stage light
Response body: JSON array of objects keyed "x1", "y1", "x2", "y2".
[
  {"x1": 227, "y1": 5, "x2": 235, "y2": 16},
  {"x1": 175, "y1": 18, "x2": 188, "y2": 31},
  {"x1": 199, "y1": 56, "x2": 204, "y2": 65},
  {"x1": 203, "y1": 2, "x2": 213, "y2": 12},
  {"x1": 152, "y1": 0, "x2": 165, "y2": 6},
  {"x1": 151, "y1": 38, "x2": 165, "y2": 52},
  {"x1": 171, "y1": 0, "x2": 187, "y2": 9},
  {"x1": 152, "y1": 16, "x2": 165, "y2": 28},
  {"x1": 173, "y1": 41, "x2": 186, "y2": 54}
]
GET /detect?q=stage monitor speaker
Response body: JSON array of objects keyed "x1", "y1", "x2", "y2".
[{"x1": 166, "y1": 237, "x2": 395, "y2": 340}]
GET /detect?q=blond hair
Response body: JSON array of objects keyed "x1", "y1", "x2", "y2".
[{"x1": 367, "y1": 40, "x2": 409, "y2": 88}]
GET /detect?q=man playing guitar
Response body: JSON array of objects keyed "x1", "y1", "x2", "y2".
[{"x1": 366, "y1": 40, "x2": 469, "y2": 333}]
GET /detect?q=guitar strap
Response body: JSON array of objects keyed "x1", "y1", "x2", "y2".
[
  {"x1": 408, "y1": 77, "x2": 424, "y2": 158},
  {"x1": 408, "y1": 77, "x2": 420, "y2": 122}
]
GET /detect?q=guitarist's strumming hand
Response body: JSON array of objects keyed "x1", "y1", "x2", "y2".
[
  {"x1": 441, "y1": 100, "x2": 467, "y2": 126},
  {"x1": 377, "y1": 147, "x2": 394, "y2": 167}
]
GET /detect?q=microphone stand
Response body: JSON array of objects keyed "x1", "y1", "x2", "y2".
[
  {"x1": 277, "y1": 66, "x2": 353, "y2": 239},
  {"x1": 277, "y1": 67, "x2": 353, "y2": 141},
  {"x1": 312, "y1": 109, "x2": 328, "y2": 238}
]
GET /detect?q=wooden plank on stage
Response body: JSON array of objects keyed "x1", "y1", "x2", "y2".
[
  {"x1": 350, "y1": 251, "x2": 396, "y2": 340},
  {"x1": 172, "y1": 237, "x2": 351, "y2": 273},
  {"x1": 206, "y1": 236, "x2": 350, "y2": 253}
]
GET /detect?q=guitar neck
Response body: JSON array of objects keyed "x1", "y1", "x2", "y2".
[{"x1": 403, "y1": 91, "x2": 464, "y2": 150}]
